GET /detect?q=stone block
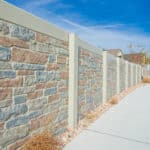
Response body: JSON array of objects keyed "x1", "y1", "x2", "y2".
[
  {"x1": 10, "y1": 24, "x2": 35, "y2": 41},
  {"x1": 0, "y1": 88, "x2": 12, "y2": 101},
  {"x1": 0, "y1": 125, "x2": 29, "y2": 147},
  {"x1": 0, "y1": 104, "x2": 28, "y2": 121},
  {"x1": 24, "y1": 75, "x2": 35, "y2": 86},
  {"x1": 11, "y1": 47, "x2": 48, "y2": 64},
  {"x1": 44, "y1": 87, "x2": 57, "y2": 96},
  {"x1": 0, "y1": 37, "x2": 29, "y2": 49},
  {"x1": 0, "y1": 71, "x2": 16, "y2": 79},
  {"x1": 0, "y1": 62, "x2": 12, "y2": 70},
  {"x1": 0, "y1": 21, "x2": 9, "y2": 35},
  {"x1": 28, "y1": 97, "x2": 47, "y2": 111},
  {"x1": 13, "y1": 63, "x2": 45, "y2": 70},
  {"x1": 14, "y1": 95, "x2": 26, "y2": 104},
  {"x1": 48, "y1": 55, "x2": 56, "y2": 63},
  {"x1": 0, "y1": 47, "x2": 10, "y2": 61},
  {"x1": 6, "y1": 116, "x2": 28, "y2": 129},
  {"x1": 14, "y1": 86, "x2": 35, "y2": 95},
  {"x1": 0, "y1": 100, "x2": 12, "y2": 108},
  {"x1": 0, "y1": 77, "x2": 23, "y2": 87}
]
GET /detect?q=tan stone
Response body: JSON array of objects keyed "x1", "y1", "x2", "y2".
[
  {"x1": 36, "y1": 32, "x2": 49, "y2": 43},
  {"x1": 0, "y1": 77, "x2": 23, "y2": 88},
  {"x1": 0, "y1": 36, "x2": 29, "y2": 48},
  {"x1": 57, "y1": 56, "x2": 66, "y2": 64},
  {"x1": 47, "y1": 64, "x2": 59, "y2": 70},
  {"x1": 0, "y1": 88, "x2": 12, "y2": 101},
  {"x1": 48, "y1": 94, "x2": 60, "y2": 103},
  {"x1": 27, "y1": 90, "x2": 43, "y2": 100},
  {"x1": 17, "y1": 70, "x2": 34, "y2": 75},
  {"x1": 61, "y1": 71, "x2": 68, "y2": 80},
  {"x1": 11, "y1": 47, "x2": 48, "y2": 64}
]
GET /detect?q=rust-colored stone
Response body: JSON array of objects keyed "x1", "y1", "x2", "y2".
[
  {"x1": 57, "y1": 56, "x2": 66, "y2": 64},
  {"x1": 79, "y1": 80, "x2": 87, "y2": 86},
  {"x1": 0, "y1": 77, "x2": 23, "y2": 88},
  {"x1": 27, "y1": 90, "x2": 43, "y2": 100},
  {"x1": 11, "y1": 47, "x2": 48, "y2": 64},
  {"x1": 0, "y1": 88, "x2": 12, "y2": 101},
  {"x1": 61, "y1": 71, "x2": 68, "y2": 80},
  {"x1": 36, "y1": 32, "x2": 49, "y2": 43},
  {"x1": 30, "y1": 118, "x2": 41, "y2": 131},
  {"x1": 17, "y1": 70, "x2": 34, "y2": 75},
  {"x1": 0, "y1": 36, "x2": 29, "y2": 48},
  {"x1": 46, "y1": 81, "x2": 57, "y2": 88},
  {"x1": 48, "y1": 94, "x2": 60, "y2": 103},
  {"x1": 58, "y1": 87, "x2": 67, "y2": 92},
  {"x1": 47, "y1": 64, "x2": 60, "y2": 70},
  {"x1": 0, "y1": 122, "x2": 4, "y2": 130}
]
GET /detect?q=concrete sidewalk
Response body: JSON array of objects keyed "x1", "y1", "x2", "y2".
[{"x1": 64, "y1": 85, "x2": 150, "y2": 150}]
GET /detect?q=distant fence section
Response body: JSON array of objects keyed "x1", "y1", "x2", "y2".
[{"x1": 0, "y1": 1, "x2": 149, "y2": 149}]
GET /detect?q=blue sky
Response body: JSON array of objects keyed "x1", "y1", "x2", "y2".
[{"x1": 5, "y1": 0, "x2": 150, "y2": 53}]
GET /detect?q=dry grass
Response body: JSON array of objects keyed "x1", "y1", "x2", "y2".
[
  {"x1": 23, "y1": 132, "x2": 62, "y2": 150},
  {"x1": 143, "y1": 76, "x2": 150, "y2": 83},
  {"x1": 22, "y1": 83, "x2": 144, "y2": 150},
  {"x1": 109, "y1": 95, "x2": 119, "y2": 105}
]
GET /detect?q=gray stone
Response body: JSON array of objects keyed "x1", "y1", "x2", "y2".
[
  {"x1": 24, "y1": 75, "x2": 35, "y2": 86},
  {"x1": 14, "y1": 95, "x2": 26, "y2": 104},
  {"x1": 28, "y1": 97, "x2": 47, "y2": 111},
  {"x1": 30, "y1": 41, "x2": 52, "y2": 53},
  {"x1": 55, "y1": 48, "x2": 69, "y2": 56},
  {"x1": 0, "y1": 62, "x2": 12, "y2": 70},
  {"x1": 61, "y1": 92, "x2": 68, "y2": 99},
  {"x1": 54, "y1": 127, "x2": 66, "y2": 136},
  {"x1": 0, "y1": 47, "x2": 10, "y2": 61},
  {"x1": 55, "y1": 113, "x2": 68, "y2": 123},
  {"x1": 44, "y1": 87, "x2": 57, "y2": 96},
  {"x1": 0, "y1": 125, "x2": 29, "y2": 147},
  {"x1": 10, "y1": 24, "x2": 35, "y2": 41},
  {"x1": 36, "y1": 71, "x2": 50, "y2": 83},
  {"x1": 36, "y1": 71, "x2": 60, "y2": 83},
  {"x1": 14, "y1": 86, "x2": 35, "y2": 95},
  {"x1": 0, "y1": 21, "x2": 9, "y2": 35},
  {"x1": 6, "y1": 116, "x2": 28, "y2": 129},
  {"x1": 0, "y1": 104, "x2": 28, "y2": 121},
  {"x1": 13, "y1": 63, "x2": 45, "y2": 70},
  {"x1": 0, "y1": 71, "x2": 16, "y2": 79},
  {"x1": 48, "y1": 55, "x2": 56, "y2": 63},
  {"x1": 0, "y1": 100, "x2": 12, "y2": 108},
  {"x1": 28, "y1": 111, "x2": 42, "y2": 120}
]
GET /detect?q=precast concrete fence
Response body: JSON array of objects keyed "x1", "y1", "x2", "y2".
[{"x1": 0, "y1": 1, "x2": 148, "y2": 149}]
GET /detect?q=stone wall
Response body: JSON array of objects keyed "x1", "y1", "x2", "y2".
[
  {"x1": 128, "y1": 63, "x2": 132, "y2": 87},
  {"x1": 0, "y1": 1, "x2": 148, "y2": 149},
  {"x1": 143, "y1": 65, "x2": 150, "y2": 77},
  {"x1": 133, "y1": 64, "x2": 137, "y2": 85},
  {"x1": 78, "y1": 47, "x2": 103, "y2": 120},
  {"x1": 119, "y1": 59, "x2": 126, "y2": 92},
  {"x1": 0, "y1": 19, "x2": 69, "y2": 149},
  {"x1": 106, "y1": 53, "x2": 117, "y2": 100}
]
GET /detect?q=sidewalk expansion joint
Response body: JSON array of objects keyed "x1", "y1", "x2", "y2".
[{"x1": 86, "y1": 129, "x2": 150, "y2": 146}]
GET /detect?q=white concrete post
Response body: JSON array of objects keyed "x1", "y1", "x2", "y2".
[
  {"x1": 68, "y1": 33, "x2": 78, "y2": 128},
  {"x1": 102, "y1": 50, "x2": 107, "y2": 103},
  {"x1": 117, "y1": 57, "x2": 120, "y2": 94},
  {"x1": 125, "y1": 61, "x2": 128, "y2": 89},
  {"x1": 131, "y1": 63, "x2": 134, "y2": 86},
  {"x1": 135, "y1": 65, "x2": 138, "y2": 84}
]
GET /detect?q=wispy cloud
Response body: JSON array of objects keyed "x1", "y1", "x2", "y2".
[
  {"x1": 9, "y1": 0, "x2": 150, "y2": 53},
  {"x1": 61, "y1": 19, "x2": 150, "y2": 53}
]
